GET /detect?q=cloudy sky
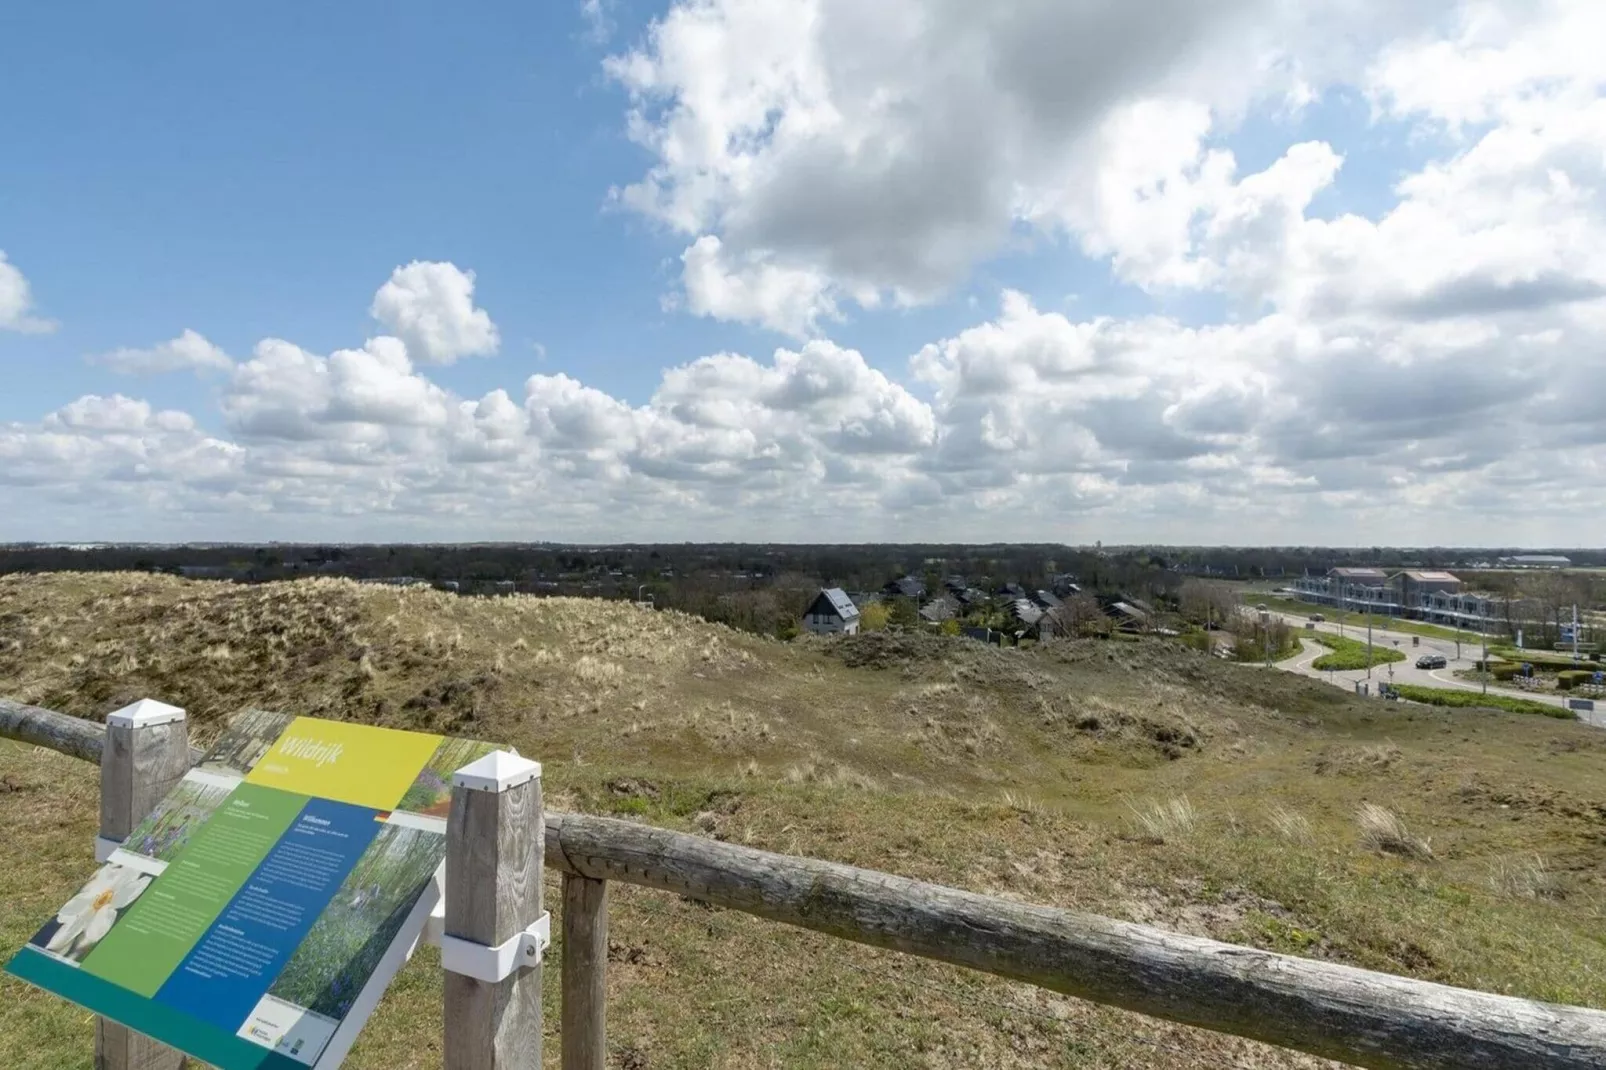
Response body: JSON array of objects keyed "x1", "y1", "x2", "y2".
[{"x1": 2, "y1": 1, "x2": 1602, "y2": 545}]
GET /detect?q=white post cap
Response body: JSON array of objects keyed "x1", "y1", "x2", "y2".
[
  {"x1": 452, "y1": 750, "x2": 540, "y2": 793},
  {"x1": 107, "y1": 698, "x2": 187, "y2": 729}
]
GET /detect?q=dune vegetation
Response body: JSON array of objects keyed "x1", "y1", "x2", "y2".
[{"x1": 2, "y1": 572, "x2": 1604, "y2": 1069}]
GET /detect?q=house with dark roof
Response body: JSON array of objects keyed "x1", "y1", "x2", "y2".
[
  {"x1": 884, "y1": 575, "x2": 927, "y2": 600},
  {"x1": 802, "y1": 588, "x2": 861, "y2": 636},
  {"x1": 954, "y1": 587, "x2": 989, "y2": 608},
  {"x1": 1006, "y1": 599, "x2": 1045, "y2": 629},
  {"x1": 1105, "y1": 601, "x2": 1151, "y2": 632},
  {"x1": 1031, "y1": 589, "x2": 1063, "y2": 611}
]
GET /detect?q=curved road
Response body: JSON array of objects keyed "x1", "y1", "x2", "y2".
[{"x1": 1264, "y1": 611, "x2": 1605, "y2": 728}]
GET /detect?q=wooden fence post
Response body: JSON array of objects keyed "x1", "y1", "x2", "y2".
[
  {"x1": 443, "y1": 751, "x2": 545, "y2": 1070},
  {"x1": 96, "y1": 699, "x2": 191, "y2": 1070},
  {"x1": 561, "y1": 874, "x2": 608, "y2": 1070}
]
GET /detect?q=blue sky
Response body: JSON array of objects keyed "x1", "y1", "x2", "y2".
[
  {"x1": 2, "y1": 1, "x2": 1363, "y2": 417},
  {"x1": 2, "y1": 0, "x2": 1601, "y2": 544}
]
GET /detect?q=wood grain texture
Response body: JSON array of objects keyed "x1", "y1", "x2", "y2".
[
  {"x1": 545, "y1": 812, "x2": 1606, "y2": 1070},
  {"x1": 445, "y1": 774, "x2": 543, "y2": 1070},
  {"x1": 1, "y1": 697, "x2": 108, "y2": 762},
  {"x1": 96, "y1": 709, "x2": 191, "y2": 1070},
  {"x1": 95, "y1": 1018, "x2": 188, "y2": 1070},
  {"x1": 561, "y1": 874, "x2": 608, "y2": 1070},
  {"x1": 99, "y1": 721, "x2": 191, "y2": 842},
  {"x1": 1, "y1": 697, "x2": 205, "y2": 766}
]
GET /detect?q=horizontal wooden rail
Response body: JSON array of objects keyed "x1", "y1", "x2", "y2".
[
  {"x1": 2, "y1": 698, "x2": 204, "y2": 765},
  {"x1": 7, "y1": 700, "x2": 1606, "y2": 1070}
]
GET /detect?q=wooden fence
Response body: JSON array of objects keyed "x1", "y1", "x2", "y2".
[{"x1": 5, "y1": 696, "x2": 1606, "y2": 1070}]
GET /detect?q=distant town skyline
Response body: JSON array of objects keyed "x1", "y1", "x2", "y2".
[{"x1": 3, "y1": 1, "x2": 1603, "y2": 544}]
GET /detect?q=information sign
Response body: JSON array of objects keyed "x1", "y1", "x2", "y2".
[{"x1": 5, "y1": 710, "x2": 501, "y2": 1069}]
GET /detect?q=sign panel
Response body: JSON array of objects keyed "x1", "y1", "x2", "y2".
[{"x1": 5, "y1": 710, "x2": 501, "y2": 1070}]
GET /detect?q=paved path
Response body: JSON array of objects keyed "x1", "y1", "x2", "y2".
[{"x1": 1263, "y1": 612, "x2": 1604, "y2": 728}]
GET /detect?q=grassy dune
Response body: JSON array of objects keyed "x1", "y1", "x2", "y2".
[{"x1": 2, "y1": 572, "x2": 1605, "y2": 1069}]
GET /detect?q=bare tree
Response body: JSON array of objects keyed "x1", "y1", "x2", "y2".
[
  {"x1": 1045, "y1": 593, "x2": 1109, "y2": 639},
  {"x1": 1179, "y1": 579, "x2": 1238, "y2": 628}
]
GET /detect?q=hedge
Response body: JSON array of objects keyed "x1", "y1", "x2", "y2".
[
  {"x1": 1309, "y1": 633, "x2": 1407, "y2": 672},
  {"x1": 1389, "y1": 684, "x2": 1575, "y2": 718}
]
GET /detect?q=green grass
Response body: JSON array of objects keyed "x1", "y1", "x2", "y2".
[
  {"x1": 1389, "y1": 685, "x2": 1575, "y2": 719},
  {"x1": 4, "y1": 573, "x2": 1606, "y2": 1069},
  {"x1": 1308, "y1": 633, "x2": 1407, "y2": 672},
  {"x1": 1488, "y1": 647, "x2": 1602, "y2": 671}
]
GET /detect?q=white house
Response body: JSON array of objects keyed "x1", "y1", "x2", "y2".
[{"x1": 802, "y1": 588, "x2": 860, "y2": 635}]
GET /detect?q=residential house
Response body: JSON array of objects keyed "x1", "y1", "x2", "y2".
[
  {"x1": 996, "y1": 582, "x2": 1028, "y2": 600},
  {"x1": 1291, "y1": 567, "x2": 1400, "y2": 615},
  {"x1": 802, "y1": 588, "x2": 861, "y2": 636},
  {"x1": 1032, "y1": 589, "x2": 1064, "y2": 611},
  {"x1": 1394, "y1": 570, "x2": 1461, "y2": 613},
  {"x1": 954, "y1": 587, "x2": 989, "y2": 609},
  {"x1": 1004, "y1": 599, "x2": 1046, "y2": 641},
  {"x1": 1048, "y1": 573, "x2": 1081, "y2": 597},
  {"x1": 919, "y1": 596, "x2": 958, "y2": 625},
  {"x1": 884, "y1": 575, "x2": 927, "y2": 601},
  {"x1": 1105, "y1": 601, "x2": 1151, "y2": 632}
]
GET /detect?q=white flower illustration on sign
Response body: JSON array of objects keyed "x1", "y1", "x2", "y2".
[{"x1": 45, "y1": 864, "x2": 150, "y2": 960}]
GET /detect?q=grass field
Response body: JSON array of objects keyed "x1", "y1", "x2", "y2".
[
  {"x1": 1488, "y1": 647, "x2": 1603, "y2": 671},
  {"x1": 1307, "y1": 633, "x2": 1407, "y2": 672},
  {"x1": 1388, "y1": 685, "x2": 1575, "y2": 719},
  {"x1": 3, "y1": 573, "x2": 1605, "y2": 1069}
]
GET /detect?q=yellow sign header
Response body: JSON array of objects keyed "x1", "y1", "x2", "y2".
[{"x1": 245, "y1": 717, "x2": 443, "y2": 811}]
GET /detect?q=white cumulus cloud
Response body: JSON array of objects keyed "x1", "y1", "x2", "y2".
[
  {"x1": 91, "y1": 329, "x2": 232, "y2": 375},
  {"x1": 370, "y1": 261, "x2": 500, "y2": 365},
  {"x1": 604, "y1": 0, "x2": 1458, "y2": 329},
  {"x1": 0, "y1": 250, "x2": 56, "y2": 333},
  {"x1": 6, "y1": 1, "x2": 1606, "y2": 543}
]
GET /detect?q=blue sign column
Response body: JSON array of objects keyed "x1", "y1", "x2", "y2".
[{"x1": 154, "y1": 798, "x2": 381, "y2": 1033}]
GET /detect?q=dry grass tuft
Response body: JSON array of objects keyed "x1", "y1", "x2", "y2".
[
  {"x1": 783, "y1": 761, "x2": 879, "y2": 792},
  {"x1": 1487, "y1": 855, "x2": 1562, "y2": 900},
  {"x1": 1267, "y1": 805, "x2": 1315, "y2": 845},
  {"x1": 1127, "y1": 795, "x2": 1197, "y2": 842},
  {"x1": 1000, "y1": 789, "x2": 1047, "y2": 815},
  {"x1": 1356, "y1": 803, "x2": 1433, "y2": 860}
]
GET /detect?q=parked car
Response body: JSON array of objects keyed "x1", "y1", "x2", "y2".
[
  {"x1": 1308, "y1": 613, "x2": 1324, "y2": 622},
  {"x1": 1415, "y1": 654, "x2": 1447, "y2": 669}
]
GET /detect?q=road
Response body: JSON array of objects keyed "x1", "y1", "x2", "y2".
[{"x1": 1262, "y1": 611, "x2": 1605, "y2": 728}]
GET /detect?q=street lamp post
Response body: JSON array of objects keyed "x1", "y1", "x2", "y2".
[{"x1": 1481, "y1": 605, "x2": 1489, "y2": 695}]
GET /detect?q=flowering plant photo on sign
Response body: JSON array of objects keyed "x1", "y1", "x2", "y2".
[{"x1": 5, "y1": 711, "x2": 504, "y2": 1070}]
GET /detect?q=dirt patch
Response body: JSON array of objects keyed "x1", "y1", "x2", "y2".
[
  {"x1": 825, "y1": 630, "x2": 993, "y2": 670},
  {"x1": 1457, "y1": 778, "x2": 1606, "y2": 825},
  {"x1": 607, "y1": 777, "x2": 661, "y2": 800},
  {"x1": 1313, "y1": 743, "x2": 1403, "y2": 776},
  {"x1": 1120, "y1": 880, "x2": 1293, "y2": 939}
]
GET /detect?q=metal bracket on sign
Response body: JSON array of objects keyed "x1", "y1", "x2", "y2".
[
  {"x1": 437, "y1": 912, "x2": 551, "y2": 983},
  {"x1": 95, "y1": 836, "x2": 124, "y2": 863}
]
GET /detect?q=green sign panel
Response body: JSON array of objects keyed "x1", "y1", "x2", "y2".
[{"x1": 6, "y1": 710, "x2": 500, "y2": 1069}]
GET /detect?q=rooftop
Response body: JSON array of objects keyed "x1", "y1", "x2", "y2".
[{"x1": 818, "y1": 587, "x2": 860, "y2": 620}]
